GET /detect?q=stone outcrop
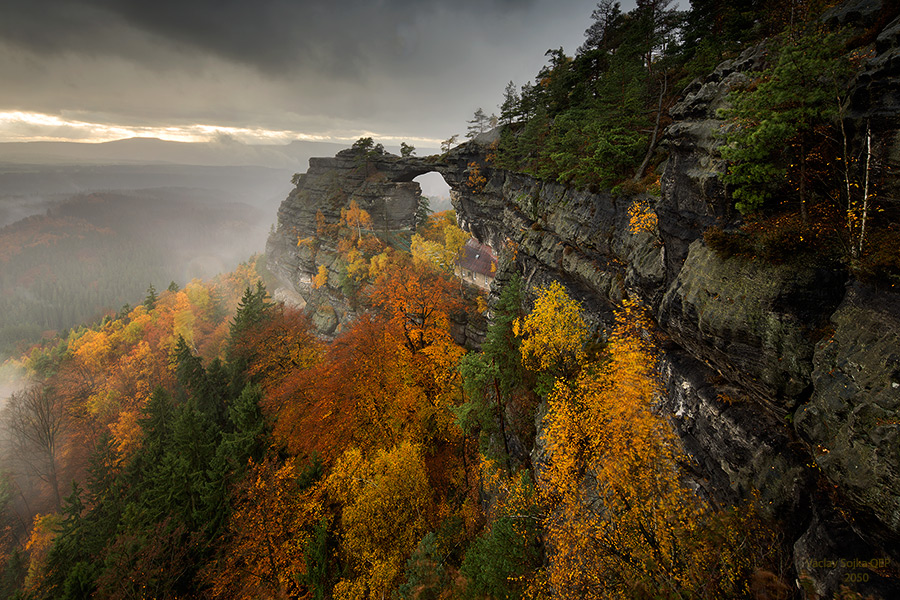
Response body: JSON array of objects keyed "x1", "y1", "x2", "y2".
[
  {"x1": 265, "y1": 143, "x2": 488, "y2": 339},
  {"x1": 266, "y1": 12, "x2": 900, "y2": 596},
  {"x1": 267, "y1": 148, "x2": 435, "y2": 334},
  {"x1": 848, "y1": 8, "x2": 900, "y2": 218},
  {"x1": 658, "y1": 242, "x2": 846, "y2": 413}
]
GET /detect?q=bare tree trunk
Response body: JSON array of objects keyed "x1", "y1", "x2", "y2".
[
  {"x1": 492, "y1": 358, "x2": 512, "y2": 473},
  {"x1": 48, "y1": 459, "x2": 61, "y2": 510},
  {"x1": 859, "y1": 123, "x2": 872, "y2": 258},
  {"x1": 634, "y1": 71, "x2": 667, "y2": 183},
  {"x1": 799, "y1": 141, "x2": 807, "y2": 225},
  {"x1": 839, "y1": 107, "x2": 855, "y2": 256}
]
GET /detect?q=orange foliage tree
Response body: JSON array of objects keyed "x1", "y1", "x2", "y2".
[
  {"x1": 234, "y1": 306, "x2": 320, "y2": 392},
  {"x1": 262, "y1": 313, "x2": 401, "y2": 460},
  {"x1": 369, "y1": 254, "x2": 462, "y2": 354},
  {"x1": 202, "y1": 458, "x2": 323, "y2": 600}
]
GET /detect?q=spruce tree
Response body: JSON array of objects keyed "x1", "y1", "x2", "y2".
[
  {"x1": 143, "y1": 284, "x2": 157, "y2": 310},
  {"x1": 499, "y1": 81, "x2": 519, "y2": 126},
  {"x1": 466, "y1": 108, "x2": 489, "y2": 138}
]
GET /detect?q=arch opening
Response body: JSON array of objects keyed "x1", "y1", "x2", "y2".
[{"x1": 413, "y1": 172, "x2": 453, "y2": 213}]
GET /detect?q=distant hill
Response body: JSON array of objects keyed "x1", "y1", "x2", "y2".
[
  {"x1": 0, "y1": 163, "x2": 296, "y2": 229},
  {"x1": 0, "y1": 189, "x2": 273, "y2": 357},
  {"x1": 0, "y1": 137, "x2": 350, "y2": 169},
  {"x1": 0, "y1": 137, "x2": 440, "y2": 170},
  {"x1": 0, "y1": 137, "x2": 447, "y2": 356}
]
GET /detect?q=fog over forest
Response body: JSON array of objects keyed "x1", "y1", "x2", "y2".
[{"x1": 0, "y1": 138, "x2": 449, "y2": 368}]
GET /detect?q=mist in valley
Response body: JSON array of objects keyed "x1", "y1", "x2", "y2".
[
  {"x1": 0, "y1": 157, "x2": 293, "y2": 542},
  {"x1": 0, "y1": 157, "x2": 300, "y2": 362},
  {"x1": 0, "y1": 138, "x2": 454, "y2": 552}
]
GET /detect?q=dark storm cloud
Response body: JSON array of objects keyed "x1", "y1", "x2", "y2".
[
  {"x1": 0, "y1": 0, "x2": 608, "y2": 142},
  {"x1": 1, "y1": 0, "x2": 541, "y2": 77}
]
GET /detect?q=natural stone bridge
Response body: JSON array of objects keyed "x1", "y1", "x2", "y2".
[
  {"x1": 263, "y1": 139, "x2": 497, "y2": 337},
  {"x1": 271, "y1": 144, "x2": 487, "y2": 242}
]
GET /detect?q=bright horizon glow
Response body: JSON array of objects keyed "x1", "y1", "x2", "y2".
[{"x1": 0, "y1": 111, "x2": 444, "y2": 148}]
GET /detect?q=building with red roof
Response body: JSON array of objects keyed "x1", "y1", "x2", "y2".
[{"x1": 455, "y1": 238, "x2": 497, "y2": 291}]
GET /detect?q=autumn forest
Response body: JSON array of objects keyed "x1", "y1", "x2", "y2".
[
  {"x1": 2, "y1": 0, "x2": 899, "y2": 598},
  {"x1": 0, "y1": 187, "x2": 790, "y2": 600}
]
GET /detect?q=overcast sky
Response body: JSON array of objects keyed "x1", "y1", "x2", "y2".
[{"x1": 0, "y1": 0, "x2": 644, "y2": 147}]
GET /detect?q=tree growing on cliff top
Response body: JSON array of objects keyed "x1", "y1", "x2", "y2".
[
  {"x1": 351, "y1": 137, "x2": 375, "y2": 153},
  {"x1": 466, "y1": 108, "x2": 490, "y2": 139},
  {"x1": 719, "y1": 30, "x2": 851, "y2": 217},
  {"x1": 499, "y1": 81, "x2": 520, "y2": 126},
  {"x1": 579, "y1": 0, "x2": 624, "y2": 55},
  {"x1": 440, "y1": 135, "x2": 458, "y2": 155},
  {"x1": 351, "y1": 137, "x2": 385, "y2": 177}
]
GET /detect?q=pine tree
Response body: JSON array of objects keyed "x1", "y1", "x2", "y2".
[
  {"x1": 719, "y1": 31, "x2": 850, "y2": 215},
  {"x1": 229, "y1": 282, "x2": 273, "y2": 342},
  {"x1": 143, "y1": 284, "x2": 158, "y2": 310},
  {"x1": 138, "y1": 387, "x2": 175, "y2": 462},
  {"x1": 466, "y1": 108, "x2": 489, "y2": 138},
  {"x1": 458, "y1": 274, "x2": 525, "y2": 468},
  {"x1": 440, "y1": 135, "x2": 459, "y2": 154},
  {"x1": 415, "y1": 196, "x2": 433, "y2": 231},
  {"x1": 579, "y1": 0, "x2": 624, "y2": 55}
]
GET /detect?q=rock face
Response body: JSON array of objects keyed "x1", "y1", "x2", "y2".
[
  {"x1": 848, "y1": 8, "x2": 900, "y2": 218},
  {"x1": 267, "y1": 147, "x2": 439, "y2": 334},
  {"x1": 657, "y1": 45, "x2": 766, "y2": 278},
  {"x1": 266, "y1": 15, "x2": 900, "y2": 597},
  {"x1": 658, "y1": 241, "x2": 846, "y2": 412},
  {"x1": 797, "y1": 284, "x2": 900, "y2": 550},
  {"x1": 266, "y1": 143, "x2": 486, "y2": 338}
]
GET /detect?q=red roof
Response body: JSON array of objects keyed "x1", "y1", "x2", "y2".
[{"x1": 457, "y1": 238, "x2": 497, "y2": 277}]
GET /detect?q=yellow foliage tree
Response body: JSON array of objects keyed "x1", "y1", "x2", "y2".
[
  {"x1": 185, "y1": 279, "x2": 214, "y2": 320},
  {"x1": 327, "y1": 442, "x2": 432, "y2": 599},
  {"x1": 23, "y1": 513, "x2": 60, "y2": 595},
  {"x1": 202, "y1": 458, "x2": 322, "y2": 600},
  {"x1": 313, "y1": 264, "x2": 329, "y2": 289},
  {"x1": 171, "y1": 291, "x2": 197, "y2": 350},
  {"x1": 627, "y1": 198, "x2": 659, "y2": 236},
  {"x1": 341, "y1": 199, "x2": 374, "y2": 241},
  {"x1": 411, "y1": 217, "x2": 469, "y2": 275},
  {"x1": 467, "y1": 161, "x2": 487, "y2": 193},
  {"x1": 342, "y1": 248, "x2": 370, "y2": 285},
  {"x1": 538, "y1": 299, "x2": 780, "y2": 598},
  {"x1": 515, "y1": 280, "x2": 588, "y2": 378}
]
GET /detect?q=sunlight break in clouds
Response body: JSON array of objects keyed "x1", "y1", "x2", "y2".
[
  {"x1": 0, "y1": 111, "x2": 327, "y2": 144},
  {"x1": 0, "y1": 111, "x2": 445, "y2": 148}
]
